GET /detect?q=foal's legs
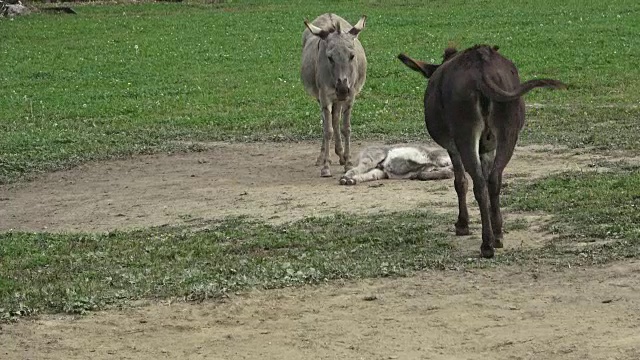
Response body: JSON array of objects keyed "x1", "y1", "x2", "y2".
[
  {"x1": 414, "y1": 167, "x2": 455, "y2": 181},
  {"x1": 340, "y1": 146, "x2": 386, "y2": 185},
  {"x1": 341, "y1": 168, "x2": 387, "y2": 185}
]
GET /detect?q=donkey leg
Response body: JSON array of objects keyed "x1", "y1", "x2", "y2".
[
  {"x1": 316, "y1": 137, "x2": 326, "y2": 166},
  {"x1": 487, "y1": 167, "x2": 504, "y2": 249},
  {"x1": 341, "y1": 101, "x2": 354, "y2": 170},
  {"x1": 481, "y1": 151, "x2": 504, "y2": 249},
  {"x1": 488, "y1": 125, "x2": 519, "y2": 249},
  {"x1": 319, "y1": 104, "x2": 334, "y2": 177},
  {"x1": 332, "y1": 103, "x2": 345, "y2": 165},
  {"x1": 340, "y1": 162, "x2": 368, "y2": 185},
  {"x1": 340, "y1": 160, "x2": 389, "y2": 185},
  {"x1": 448, "y1": 152, "x2": 470, "y2": 236},
  {"x1": 342, "y1": 169, "x2": 387, "y2": 185},
  {"x1": 415, "y1": 166, "x2": 455, "y2": 181},
  {"x1": 316, "y1": 110, "x2": 327, "y2": 166},
  {"x1": 456, "y1": 141, "x2": 495, "y2": 259}
]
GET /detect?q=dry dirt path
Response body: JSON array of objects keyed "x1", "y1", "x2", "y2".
[
  {"x1": 0, "y1": 141, "x2": 624, "y2": 233},
  {"x1": 3, "y1": 261, "x2": 640, "y2": 360}
]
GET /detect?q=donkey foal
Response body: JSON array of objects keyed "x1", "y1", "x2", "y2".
[{"x1": 339, "y1": 144, "x2": 453, "y2": 185}]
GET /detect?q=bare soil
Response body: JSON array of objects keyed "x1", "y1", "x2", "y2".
[
  {"x1": 3, "y1": 262, "x2": 640, "y2": 360},
  {"x1": 0, "y1": 141, "x2": 626, "y2": 233},
  {"x1": 2, "y1": 141, "x2": 639, "y2": 360}
]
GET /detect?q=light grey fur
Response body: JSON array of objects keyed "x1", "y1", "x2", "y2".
[
  {"x1": 339, "y1": 144, "x2": 454, "y2": 185},
  {"x1": 301, "y1": 13, "x2": 367, "y2": 177},
  {"x1": 1, "y1": 1, "x2": 30, "y2": 17}
]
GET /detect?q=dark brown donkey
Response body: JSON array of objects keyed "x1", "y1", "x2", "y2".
[{"x1": 398, "y1": 45, "x2": 566, "y2": 258}]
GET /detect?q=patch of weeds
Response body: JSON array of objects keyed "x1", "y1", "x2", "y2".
[
  {"x1": 0, "y1": 304, "x2": 38, "y2": 323},
  {"x1": 506, "y1": 217, "x2": 530, "y2": 232},
  {"x1": 0, "y1": 211, "x2": 458, "y2": 317},
  {"x1": 62, "y1": 292, "x2": 101, "y2": 315},
  {"x1": 504, "y1": 167, "x2": 640, "y2": 258}
]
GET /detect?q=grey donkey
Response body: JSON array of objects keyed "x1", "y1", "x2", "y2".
[
  {"x1": 339, "y1": 144, "x2": 453, "y2": 185},
  {"x1": 301, "y1": 13, "x2": 367, "y2": 177}
]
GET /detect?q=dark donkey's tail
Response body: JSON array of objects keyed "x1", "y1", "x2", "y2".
[{"x1": 478, "y1": 74, "x2": 567, "y2": 103}]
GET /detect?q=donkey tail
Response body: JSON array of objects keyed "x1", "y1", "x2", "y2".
[{"x1": 478, "y1": 74, "x2": 567, "y2": 102}]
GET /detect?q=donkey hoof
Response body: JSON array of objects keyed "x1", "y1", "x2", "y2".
[
  {"x1": 339, "y1": 176, "x2": 356, "y2": 185},
  {"x1": 493, "y1": 237, "x2": 504, "y2": 249},
  {"x1": 480, "y1": 245, "x2": 495, "y2": 259},
  {"x1": 339, "y1": 158, "x2": 346, "y2": 166},
  {"x1": 320, "y1": 168, "x2": 332, "y2": 177},
  {"x1": 455, "y1": 226, "x2": 470, "y2": 236}
]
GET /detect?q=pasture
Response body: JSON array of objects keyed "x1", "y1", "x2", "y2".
[{"x1": 1, "y1": 0, "x2": 639, "y2": 358}]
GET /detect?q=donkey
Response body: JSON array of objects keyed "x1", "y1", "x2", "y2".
[
  {"x1": 398, "y1": 44, "x2": 566, "y2": 258},
  {"x1": 339, "y1": 144, "x2": 453, "y2": 185},
  {"x1": 301, "y1": 13, "x2": 367, "y2": 177}
]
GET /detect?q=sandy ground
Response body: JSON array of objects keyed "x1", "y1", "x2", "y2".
[
  {"x1": 3, "y1": 262, "x2": 640, "y2": 360},
  {"x1": 0, "y1": 141, "x2": 626, "y2": 233},
  {"x1": 2, "y1": 141, "x2": 639, "y2": 360}
]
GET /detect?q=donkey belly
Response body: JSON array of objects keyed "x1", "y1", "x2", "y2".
[
  {"x1": 382, "y1": 147, "x2": 430, "y2": 178},
  {"x1": 301, "y1": 40, "x2": 321, "y2": 99}
]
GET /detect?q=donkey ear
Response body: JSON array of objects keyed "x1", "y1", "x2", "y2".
[
  {"x1": 348, "y1": 15, "x2": 367, "y2": 36},
  {"x1": 304, "y1": 19, "x2": 331, "y2": 40},
  {"x1": 397, "y1": 53, "x2": 439, "y2": 79}
]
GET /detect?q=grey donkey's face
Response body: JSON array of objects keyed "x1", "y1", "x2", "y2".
[
  {"x1": 324, "y1": 33, "x2": 358, "y2": 100},
  {"x1": 305, "y1": 16, "x2": 366, "y2": 101}
]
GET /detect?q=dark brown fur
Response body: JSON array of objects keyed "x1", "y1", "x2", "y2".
[{"x1": 398, "y1": 44, "x2": 566, "y2": 258}]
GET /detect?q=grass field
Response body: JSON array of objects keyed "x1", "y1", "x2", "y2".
[
  {"x1": 2, "y1": 0, "x2": 639, "y2": 183},
  {"x1": 1, "y1": 0, "x2": 639, "y2": 319}
]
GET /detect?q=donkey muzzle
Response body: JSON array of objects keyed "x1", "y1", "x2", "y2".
[{"x1": 335, "y1": 79, "x2": 350, "y2": 100}]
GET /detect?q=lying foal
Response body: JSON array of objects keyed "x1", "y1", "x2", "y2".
[{"x1": 339, "y1": 144, "x2": 454, "y2": 185}]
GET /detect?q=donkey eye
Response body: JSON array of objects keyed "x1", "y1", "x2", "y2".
[
  {"x1": 328, "y1": 56, "x2": 334, "y2": 64},
  {"x1": 349, "y1": 54, "x2": 355, "y2": 61}
]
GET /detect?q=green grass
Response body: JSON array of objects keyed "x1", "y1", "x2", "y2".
[
  {"x1": 1, "y1": 0, "x2": 639, "y2": 183},
  {"x1": 504, "y1": 165, "x2": 640, "y2": 247},
  {"x1": 0, "y1": 213, "x2": 456, "y2": 318}
]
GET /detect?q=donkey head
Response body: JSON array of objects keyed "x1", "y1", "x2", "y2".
[{"x1": 305, "y1": 15, "x2": 366, "y2": 101}]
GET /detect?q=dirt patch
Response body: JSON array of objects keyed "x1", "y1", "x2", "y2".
[
  {"x1": 0, "y1": 141, "x2": 630, "y2": 233},
  {"x1": 3, "y1": 261, "x2": 640, "y2": 360}
]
